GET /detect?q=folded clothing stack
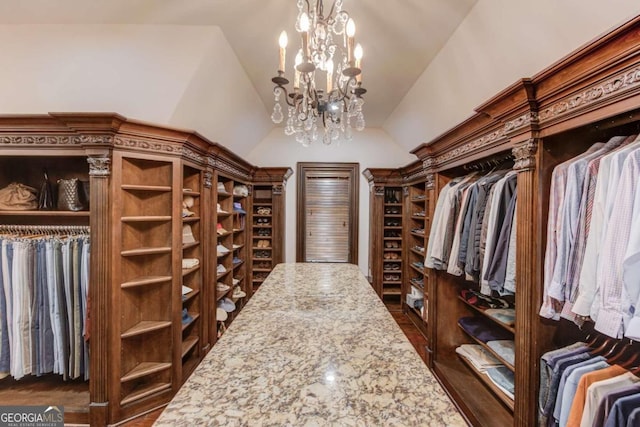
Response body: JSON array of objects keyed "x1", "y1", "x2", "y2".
[
  {"x1": 457, "y1": 316, "x2": 513, "y2": 343},
  {"x1": 455, "y1": 344, "x2": 503, "y2": 372}
]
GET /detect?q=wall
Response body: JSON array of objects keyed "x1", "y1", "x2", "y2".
[
  {"x1": 0, "y1": 24, "x2": 270, "y2": 156},
  {"x1": 384, "y1": 0, "x2": 640, "y2": 149},
  {"x1": 246, "y1": 128, "x2": 415, "y2": 275}
]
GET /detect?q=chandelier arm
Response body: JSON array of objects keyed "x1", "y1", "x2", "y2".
[
  {"x1": 326, "y1": 0, "x2": 338, "y2": 21},
  {"x1": 274, "y1": 84, "x2": 296, "y2": 108},
  {"x1": 304, "y1": 0, "x2": 311, "y2": 14},
  {"x1": 335, "y1": 75, "x2": 356, "y2": 101}
]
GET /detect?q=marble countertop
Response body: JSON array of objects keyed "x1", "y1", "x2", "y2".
[{"x1": 155, "y1": 263, "x2": 465, "y2": 426}]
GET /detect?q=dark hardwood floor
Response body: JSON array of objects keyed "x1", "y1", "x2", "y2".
[{"x1": 121, "y1": 297, "x2": 428, "y2": 427}]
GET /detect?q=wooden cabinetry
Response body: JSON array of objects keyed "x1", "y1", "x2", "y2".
[
  {"x1": 0, "y1": 113, "x2": 290, "y2": 426},
  {"x1": 363, "y1": 169, "x2": 404, "y2": 301},
  {"x1": 366, "y1": 15, "x2": 640, "y2": 427},
  {"x1": 250, "y1": 168, "x2": 292, "y2": 292}
]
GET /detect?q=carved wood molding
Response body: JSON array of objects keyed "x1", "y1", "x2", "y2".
[
  {"x1": 404, "y1": 168, "x2": 429, "y2": 182},
  {"x1": 114, "y1": 136, "x2": 182, "y2": 154},
  {"x1": 210, "y1": 157, "x2": 251, "y2": 181},
  {"x1": 181, "y1": 146, "x2": 206, "y2": 165},
  {"x1": 87, "y1": 156, "x2": 111, "y2": 177},
  {"x1": 504, "y1": 112, "x2": 539, "y2": 133},
  {"x1": 272, "y1": 184, "x2": 284, "y2": 195},
  {"x1": 425, "y1": 128, "x2": 506, "y2": 168},
  {"x1": 0, "y1": 135, "x2": 74, "y2": 145},
  {"x1": 512, "y1": 139, "x2": 538, "y2": 171},
  {"x1": 203, "y1": 171, "x2": 213, "y2": 189},
  {"x1": 425, "y1": 173, "x2": 435, "y2": 189},
  {"x1": 75, "y1": 135, "x2": 115, "y2": 145},
  {"x1": 374, "y1": 186, "x2": 385, "y2": 197},
  {"x1": 403, "y1": 186, "x2": 409, "y2": 197},
  {"x1": 539, "y1": 66, "x2": 640, "y2": 122}
]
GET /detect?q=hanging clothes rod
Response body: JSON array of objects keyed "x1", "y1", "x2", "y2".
[{"x1": 0, "y1": 224, "x2": 90, "y2": 234}]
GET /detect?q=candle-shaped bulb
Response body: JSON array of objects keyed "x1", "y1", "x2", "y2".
[
  {"x1": 278, "y1": 31, "x2": 288, "y2": 72},
  {"x1": 346, "y1": 19, "x2": 356, "y2": 37},
  {"x1": 346, "y1": 19, "x2": 356, "y2": 65},
  {"x1": 300, "y1": 13, "x2": 310, "y2": 60},
  {"x1": 354, "y1": 44, "x2": 363, "y2": 65},
  {"x1": 279, "y1": 31, "x2": 288, "y2": 49},
  {"x1": 300, "y1": 13, "x2": 310, "y2": 32}
]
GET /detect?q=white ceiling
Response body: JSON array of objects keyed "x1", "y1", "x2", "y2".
[{"x1": 0, "y1": 0, "x2": 477, "y2": 127}]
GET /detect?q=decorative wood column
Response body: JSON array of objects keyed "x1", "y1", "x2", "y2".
[
  {"x1": 512, "y1": 139, "x2": 540, "y2": 427},
  {"x1": 87, "y1": 152, "x2": 112, "y2": 427},
  {"x1": 272, "y1": 183, "x2": 285, "y2": 265}
]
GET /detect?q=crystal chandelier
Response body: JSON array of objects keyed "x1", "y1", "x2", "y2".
[{"x1": 271, "y1": 0, "x2": 367, "y2": 146}]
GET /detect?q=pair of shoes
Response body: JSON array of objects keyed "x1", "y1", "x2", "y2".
[
  {"x1": 232, "y1": 277, "x2": 240, "y2": 285},
  {"x1": 385, "y1": 241, "x2": 399, "y2": 249},
  {"x1": 255, "y1": 250, "x2": 270, "y2": 258},
  {"x1": 384, "y1": 274, "x2": 400, "y2": 281},
  {"x1": 384, "y1": 252, "x2": 399, "y2": 260},
  {"x1": 412, "y1": 261, "x2": 424, "y2": 269},
  {"x1": 385, "y1": 207, "x2": 401, "y2": 214},
  {"x1": 256, "y1": 206, "x2": 271, "y2": 215},
  {"x1": 217, "y1": 282, "x2": 230, "y2": 293},
  {"x1": 414, "y1": 210, "x2": 426, "y2": 217},
  {"x1": 256, "y1": 240, "x2": 270, "y2": 248},
  {"x1": 255, "y1": 218, "x2": 271, "y2": 225},
  {"x1": 385, "y1": 188, "x2": 401, "y2": 204},
  {"x1": 232, "y1": 257, "x2": 243, "y2": 265},
  {"x1": 217, "y1": 264, "x2": 227, "y2": 274},
  {"x1": 218, "y1": 297, "x2": 236, "y2": 312},
  {"x1": 385, "y1": 231, "x2": 400, "y2": 238},
  {"x1": 254, "y1": 272, "x2": 268, "y2": 281},
  {"x1": 181, "y1": 308, "x2": 193, "y2": 325},
  {"x1": 411, "y1": 227, "x2": 425, "y2": 235},
  {"x1": 385, "y1": 220, "x2": 401, "y2": 227},
  {"x1": 254, "y1": 261, "x2": 270, "y2": 269},
  {"x1": 232, "y1": 286, "x2": 247, "y2": 298},
  {"x1": 216, "y1": 244, "x2": 230, "y2": 256},
  {"x1": 257, "y1": 229, "x2": 271, "y2": 236},
  {"x1": 384, "y1": 263, "x2": 401, "y2": 271},
  {"x1": 413, "y1": 245, "x2": 425, "y2": 253}
]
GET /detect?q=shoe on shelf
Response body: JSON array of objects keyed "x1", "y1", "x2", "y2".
[
  {"x1": 217, "y1": 203, "x2": 228, "y2": 214},
  {"x1": 181, "y1": 308, "x2": 193, "y2": 325},
  {"x1": 233, "y1": 286, "x2": 247, "y2": 298},
  {"x1": 217, "y1": 244, "x2": 230, "y2": 256},
  {"x1": 232, "y1": 257, "x2": 242, "y2": 265},
  {"x1": 217, "y1": 264, "x2": 227, "y2": 274},
  {"x1": 217, "y1": 182, "x2": 227, "y2": 193},
  {"x1": 216, "y1": 282, "x2": 230, "y2": 293},
  {"x1": 232, "y1": 277, "x2": 240, "y2": 285},
  {"x1": 218, "y1": 297, "x2": 236, "y2": 312},
  {"x1": 216, "y1": 307, "x2": 228, "y2": 322}
]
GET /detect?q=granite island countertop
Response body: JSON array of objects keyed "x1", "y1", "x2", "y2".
[{"x1": 155, "y1": 263, "x2": 466, "y2": 426}]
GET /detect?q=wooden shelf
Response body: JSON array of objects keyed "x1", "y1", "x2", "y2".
[
  {"x1": 410, "y1": 248, "x2": 425, "y2": 257},
  {"x1": 182, "y1": 265, "x2": 201, "y2": 277},
  {"x1": 181, "y1": 336, "x2": 199, "y2": 358},
  {"x1": 383, "y1": 288, "x2": 402, "y2": 296},
  {"x1": 410, "y1": 264, "x2": 425, "y2": 274},
  {"x1": 121, "y1": 320, "x2": 172, "y2": 338},
  {"x1": 232, "y1": 261, "x2": 245, "y2": 269},
  {"x1": 252, "y1": 268, "x2": 271, "y2": 272},
  {"x1": 121, "y1": 275, "x2": 172, "y2": 289},
  {"x1": 182, "y1": 241, "x2": 200, "y2": 251},
  {"x1": 120, "y1": 382, "x2": 172, "y2": 406},
  {"x1": 121, "y1": 362, "x2": 172, "y2": 383},
  {"x1": 411, "y1": 231, "x2": 425, "y2": 238},
  {"x1": 182, "y1": 190, "x2": 200, "y2": 197},
  {"x1": 182, "y1": 289, "x2": 200, "y2": 303},
  {"x1": 457, "y1": 323, "x2": 515, "y2": 371},
  {"x1": 122, "y1": 184, "x2": 172, "y2": 192},
  {"x1": 121, "y1": 216, "x2": 172, "y2": 223},
  {"x1": 457, "y1": 354, "x2": 514, "y2": 411},
  {"x1": 217, "y1": 191, "x2": 232, "y2": 198},
  {"x1": 121, "y1": 247, "x2": 172, "y2": 257},
  {"x1": 181, "y1": 313, "x2": 200, "y2": 331},
  {"x1": 458, "y1": 296, "x2": 516, "y2": 334},
  {"x1": 433, "y1": 359, "x2": 513, "y2": 426},
  {"x1": 182, "y1": 216, "x2": 201, "y2": 223},
  {"x1": 0, "y1": 210, "x2": 90, "y2": 217}
]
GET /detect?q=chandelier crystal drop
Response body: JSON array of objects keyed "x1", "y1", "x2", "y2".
[{"x1": 271, "y1": 0, "x2": 366, "y2": 146}]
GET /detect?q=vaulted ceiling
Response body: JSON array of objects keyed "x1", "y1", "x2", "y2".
[{"x1": 0, "y1": 0, "x2": 477, "y2": 128}]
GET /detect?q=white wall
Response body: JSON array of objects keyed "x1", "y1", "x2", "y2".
[
  {"x1": 0, "y1": 24, "x2": 269, "y2": 155},
  {"x1": 246, "y1": 128, "x2": 416, "y2": 275},
  {"x1": 384, "y1": 0, "x2": 640, "y2": 149}
]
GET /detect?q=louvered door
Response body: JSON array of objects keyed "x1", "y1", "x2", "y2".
[{"x1": 297, "y1": 163, "x2": 359, "y2": 264}]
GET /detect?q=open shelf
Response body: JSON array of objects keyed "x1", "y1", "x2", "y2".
[
  {"x1": 121, "y1": 275, "x2": 172, "y2": 289},
  {"x1": 121, "y1": 362, "x2": 172, "y2": 383},
  {"x1": 121, "y1": 321, "x2": 172, "y2": 339},
  {"x1": 457, "y1": 323, "x2": 515, "y2": 371},
  {"x1": 457, "y1": 355, "x2": 514, "y2": 411},
  {"x1": 120, "y1": 382, "x2": 172, "y2": 406},
  {"x1": 121, "y1": 247, "x2": 172, "y2": 257},
  {"x1": 181, "y1": 337, "x2": 199, "y2": 358},
  {"x1": 121, "y1": 184, "x2": 172, "y2": 192},
  {"x1": 0, "y1": 210, "x2": 90, "y2": 217},
  {"x1": 181, "y1": 313, "x2": 200, "y2": 331},
  {"x1": 458, "y1": 296, "x2": 516, "y2": 334}
]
